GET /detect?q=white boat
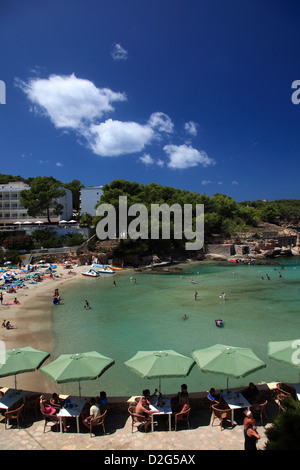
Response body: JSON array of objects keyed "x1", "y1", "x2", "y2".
[
  {"x1": 82, "y1": 269, "x2": 100, "y2": 278},
  {"x1": 92, "y1": 264, "x2": 115, "y2": 274}
]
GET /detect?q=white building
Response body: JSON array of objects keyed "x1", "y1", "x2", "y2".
[
  {"x1": 0, "y1": 181, "x2": 73, "y2": 225},
  {"x1": 80, "y1": 186, "x2": 103, "y2": 215}
]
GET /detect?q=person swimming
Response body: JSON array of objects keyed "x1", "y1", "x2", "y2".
[{"x1": 215, "y1": 319, "x2": 223, "y2": 327}]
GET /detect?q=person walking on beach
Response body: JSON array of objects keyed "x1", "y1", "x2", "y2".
[{"x1": 0, "y1": 292, "x2": 3, "y2": 304}]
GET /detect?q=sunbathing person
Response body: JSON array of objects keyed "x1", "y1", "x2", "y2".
[{"x1": 5, "y1": 321, "x2": 18, "y2": 329}]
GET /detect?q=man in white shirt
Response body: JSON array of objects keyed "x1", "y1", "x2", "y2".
[{"x1": 82, "y1": 397, "x2": 100, "y2": 429}]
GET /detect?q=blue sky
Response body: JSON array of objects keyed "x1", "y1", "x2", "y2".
[{"x1": 1, "y1": 0, "x2": 300, "y2": 202}]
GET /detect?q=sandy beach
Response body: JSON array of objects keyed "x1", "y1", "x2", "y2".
[{"x1": 0, "y1": 263, "x2": 92, "y2": 393}]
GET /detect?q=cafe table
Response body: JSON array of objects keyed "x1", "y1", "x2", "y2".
[
  {"x1": 149, "y1": 396, "x2": 172, "y2": 432},
  {"x1": 222, "y1": 390, "x2": 251, "y2": 426},
  {"x1": 57, "y1": 396, "x2": 87, "y2": 433},
  {"x1": 0, "y1": 389, "x2": 25, "y2": 425},
  {"x1": 0, "y1": 389, "x2": 25, "y2": 411}
]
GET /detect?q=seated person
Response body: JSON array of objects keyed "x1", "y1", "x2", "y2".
[
  {"x1": 207, "y1": 387, "x2": 220, "y2": 403},
  {"x1": 50, "y1": 392, "x2": 65, "y2": 410},
  {"x1": 172, "y1": 384, "x2": 190, "y2": 412},
  {"x1": 242, "y1": 382, "x2": 259, "y2": 403},
  {"x1": 97, "y1": 390, "x2": 108, "y2": 412},
  {"x1": 82, "y1": 397, "x2": 100, "y2": 430},
  {"x1": 5, "y1": 320, "x2": 18, "y2": 329},
  {"x1": 40, "y1": 395, "x2": 57, "y2": 415},
  {"x1": 135, "y1": 397, "x2": 159, "y2": 432},
  {"x1": 139, "y1": 388, "x2": 158, "y2": 407}
]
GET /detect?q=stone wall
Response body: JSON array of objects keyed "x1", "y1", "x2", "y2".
[{"x1": 205, "y1": 244, "x2": 235, "y2": 257}]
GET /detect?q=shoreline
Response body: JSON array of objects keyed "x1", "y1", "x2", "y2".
[
  {"x1": 0, "y1": 264, "x2": 91, "y2": 392},
  {"x1": 0, "y1": 255, "x2": 298, "y2": 395}
]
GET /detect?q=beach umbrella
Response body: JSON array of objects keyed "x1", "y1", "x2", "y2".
[
  {"x1": 59, "y1": 220, "x2": 67, "y2": 223},
  {"x1": 4, "y1": 261, "x2": 11, "y2": 265},
  {"x1": 0, "y1": 346, "x2": 50, "y2": 389},
  {"x1": 124, "y1": 350, "x2": 195, "y2": 393},
  {"x1": 268, "y1": 339, "x2": 300, "y2": 381},
  {"x1": 192, "y1": 344, "x2": 266, "y2": 392},
  {"x1": 40, "y1": 351, "x2": 115, "y2": 396}
]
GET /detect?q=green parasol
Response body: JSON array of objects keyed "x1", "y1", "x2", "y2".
[
  {"x1": 192, "y1": 344, "x2": 266, "y2": 392},
  {"x1": 40, "y1": 351, "x2": 115, "y2": 396},
  {"x1": 0, "y1": 346, "x2": 50, "y2": 389},
  {"x1": 124, "y1": 350, "x2": 195, "y2": 393},
  {"x1": 268, "y1": 339, "x2": 300, "y2": 382}
]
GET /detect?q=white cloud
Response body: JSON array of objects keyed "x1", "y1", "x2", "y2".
[
  {"x1": 139, "y1": 154, "x2": 154, "y2": 165},
  {"x1": 184, "y1": 121, "x2": 198, "y2": 136},
  {"x1": 111, "y1": 43, "x2": 128, "y2": 61},
  {"x1": 56, "y1": 162, "x2": 63, "y2": 167},
  {"x1": 201, "y1": 180, "x2": 213, "y2": 185},
  {"x1": 164, "y1": 144, "x2": 215, "y2": 169},
  {"x1": 148, "y1": 112, "x2": 174, "y2": 134},
  {"x1": 18, "y1": 73, "x2": 126, "y2": 129},
  {"x1": 85, "y1": 111, "x2": 173, "y2": 158},
  {"x1": 87, "y1": 119, "x2": 154, "y2": 156},
  {"x1": 232, "y1": 180, "x2": 239, "y2": 185},
  {"x1": 18, "y1": 73, "x2": 215, "y2": 169}
]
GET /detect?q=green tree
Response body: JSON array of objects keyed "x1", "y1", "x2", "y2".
[
  {"x1": 20, "y1": 176, "x2": 65, "y2": 223},
  {"x1": 265, "y1": 397, "x2": 300, "y2": 450},
  {"x1": 64, "y1": 179, "x2": 85, "y2": 212}
]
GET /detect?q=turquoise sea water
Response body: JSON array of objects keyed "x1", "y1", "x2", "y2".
[{"x1": 50, "y1": 258, "x2": 300, "y2": 397}]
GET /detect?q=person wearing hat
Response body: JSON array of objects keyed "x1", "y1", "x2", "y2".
[{"x1": 243, "y1": 411, "x2": 260, "y2": 450}]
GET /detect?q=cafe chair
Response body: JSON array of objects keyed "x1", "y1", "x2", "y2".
[
  {"x1": 5, "y1": 403, "x2": 24, "y2": 429},
  {"x1": 207, "y1": 394, "x2": 219, "y2": 408},
  {"x1": 41, "y1": 410, "x2": 60, "y2": 433},
  {"x1": 174, "y1": 406, "x2": 191, "y2": 431},
  {"x1": 250, "y1": 400, "x2": 268, "y2": 425},
  {"x1": 276, "y1": 383, "x2": 297, "y2": 400},
  {"x1": 128, "y1": 406, "x2": 148, "y2": 433},
  {"x1": 275, "y1": 393, "x2": 289, "y2": 413},
  {"x1": 89, "y1": 409, "x2": 107, "y2": 437},
  {"x1": 211, "y1": 404, "x2": 232, "y2": 431}
]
